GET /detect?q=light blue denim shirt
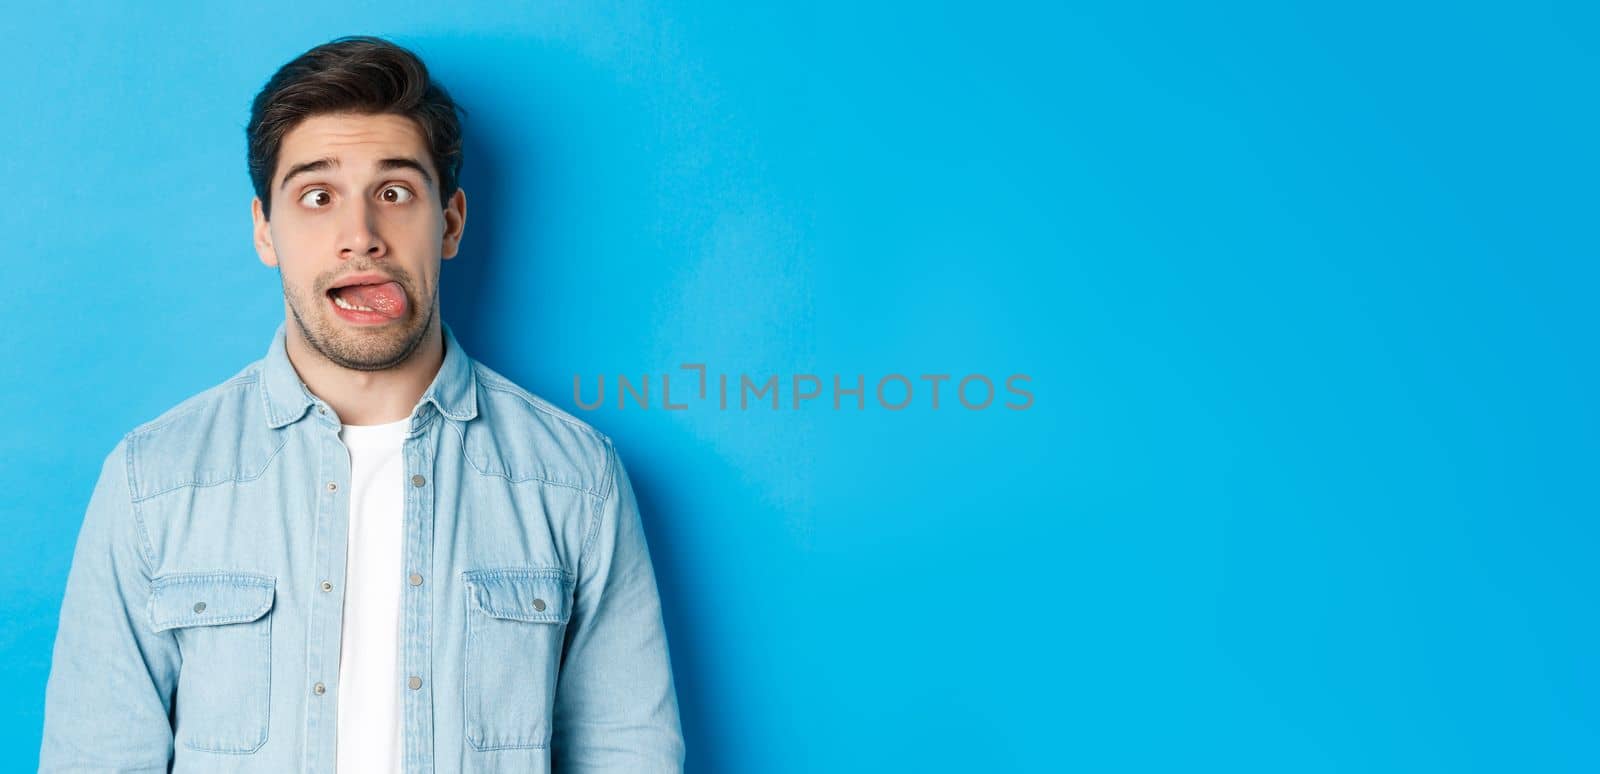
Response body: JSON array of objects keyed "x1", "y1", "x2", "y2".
[{"x1": 38, "y1": 321, "x2": 685, "y2": 773}]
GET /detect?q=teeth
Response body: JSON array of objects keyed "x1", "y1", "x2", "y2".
[{"x1": 332, "y1": 293, "x2": 376, "y2": 313}]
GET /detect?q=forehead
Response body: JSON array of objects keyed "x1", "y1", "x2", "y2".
[{"x1": 276, "y1": 112, "x2": 431, "y2": 181}]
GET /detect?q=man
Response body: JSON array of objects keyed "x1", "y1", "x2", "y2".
[{"x1": 38, "y1": 35, "x2": 685, "y2": 773}]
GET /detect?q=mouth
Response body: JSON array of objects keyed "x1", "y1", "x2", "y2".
[{"x1": 324, "y1": 273, "x2": 409, "y2": 324}]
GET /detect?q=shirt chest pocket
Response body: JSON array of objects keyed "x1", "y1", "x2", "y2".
[
  {"x1": 149, "y1": 571, "x2": 276, "y2": 754},
  {"x1": 462, "y1": 568, "x2": 574, "y2": 751}
]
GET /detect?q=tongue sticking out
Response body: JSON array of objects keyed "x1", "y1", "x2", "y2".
[{"x1": 335, "y1": 281, "x2": 407, "y2": 318}]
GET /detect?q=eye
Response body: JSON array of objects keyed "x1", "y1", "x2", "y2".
[
  {"x1": 381, "y1": 185, "x2": 415, "y2": 204},
  {"x1": 299, "y1": 188, "x2": 333, "y2": 209}
]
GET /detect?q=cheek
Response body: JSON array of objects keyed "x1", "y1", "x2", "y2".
[
  {"x1": 271, "y1": 255, "x2": 326, "y2": 296},
  {"x1": 390, "y1": 211, "x2": 441, "y2": 242},
  {"x1": 284, "y1": 271, "x2": 324, "y2": 302},
  {"x1": 269, "y1": 224, "x2": 325, "y2": 262},
  {"x1": 268, "y1": 224, "x2": 333, "y2": 287}
]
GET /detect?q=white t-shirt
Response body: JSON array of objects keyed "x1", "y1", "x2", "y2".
[{"x1": 335, "y1": 415, "x2": 411, "y2": 773}]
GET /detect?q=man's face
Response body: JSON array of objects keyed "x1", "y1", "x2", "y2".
[{"x1": 251, "y1": 112, "x2": 466, "y2": 371}]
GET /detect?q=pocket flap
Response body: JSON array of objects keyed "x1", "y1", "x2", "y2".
[
  {"x1": 149, "y1": 571, "x2": 276, "y2": 633},
  {"x1": 463, "y1": 568, "x2": 573, "y2": 624}
]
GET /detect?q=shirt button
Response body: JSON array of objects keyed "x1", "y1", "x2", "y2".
[
  {"x1": 321, "y1": 580, "x2": 333, "y2": 592},
  {"x1": 313, "y1": 682, "x2": 326, "y2": 695},
  {"x1": 411, "y1": 474, "x2": 426, "y2": 487},
  {"x1": 193, "y1": 602, "x2": 207, "y2": 613},
  {"x1": 327, "y1": 481, "x2": 338, "y2": 492},
  {"x1": 408, "y1": 676, "x2": 422, "y2": 690},
  {"x1": 532, "y1": 598, "x2": 546, "y2": 612},
  {"x1": 409, "y1": 573, "x2": 423, "y2": 586},
  {"x1": 318, "y1": 407, "x2": 327, "y2": 415}
]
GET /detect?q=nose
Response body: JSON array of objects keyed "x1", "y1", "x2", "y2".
[{"x1": 338, "y1": 198, "x2": 386, "y2": 260}]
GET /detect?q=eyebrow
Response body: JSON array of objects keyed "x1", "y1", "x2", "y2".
[{"x1": 278, "y1": 156, "x2": 434, "y2": 192}]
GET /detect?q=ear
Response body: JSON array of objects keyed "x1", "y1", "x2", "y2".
[
  {"x1": 441, "y1": 187, "x2": 467, "y2": 260},
  {"x1": 252, "y1": 196, "x2": 280, "y2": 268}
]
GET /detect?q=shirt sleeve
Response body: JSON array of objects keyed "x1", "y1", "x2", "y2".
[
  {"x1": 38, "y1": 437, "x2": 180, "y2": 772},
  {"x1": 550, "y1": 437, "x2": 687, "y2": 773}
]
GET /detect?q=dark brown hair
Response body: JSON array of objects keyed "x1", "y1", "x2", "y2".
[{"x1": 247, "y1": 35, "x2": 466, "y2": 220}]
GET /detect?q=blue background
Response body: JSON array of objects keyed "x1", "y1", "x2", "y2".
[{"x1": 3, "y1": 1, "x2": 1596, "y2": 771}]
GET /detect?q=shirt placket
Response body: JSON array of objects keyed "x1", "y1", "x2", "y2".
[
  {"x1": 305, "y1": 402, "x2": 354, "y2": 773},
  {"x1": 403, "y1": 410, "x2": 438, "y2": 773}
]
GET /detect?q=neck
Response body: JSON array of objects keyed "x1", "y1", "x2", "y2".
[{"x1": 283, "y1": 317, "x2": 444, "y2": 426}]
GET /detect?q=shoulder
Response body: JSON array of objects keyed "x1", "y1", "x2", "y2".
[
  {"x1": 118, "y1": 360, "x2": 280, "y2": 501},
  {"x1": 126, "y1": 361, "x2": 263, "y2": 438},
  {"x1": 459, "y1": 361, "x2": 619, "y2": 498}
]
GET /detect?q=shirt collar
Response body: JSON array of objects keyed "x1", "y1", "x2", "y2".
[{"x1": 259, "y1": 319, "x2": 479, "y2": 429}]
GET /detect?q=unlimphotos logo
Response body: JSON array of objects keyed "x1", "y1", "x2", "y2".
[{"x1": 575, "y1": 364, "x2": 1033, "y2": 411}]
